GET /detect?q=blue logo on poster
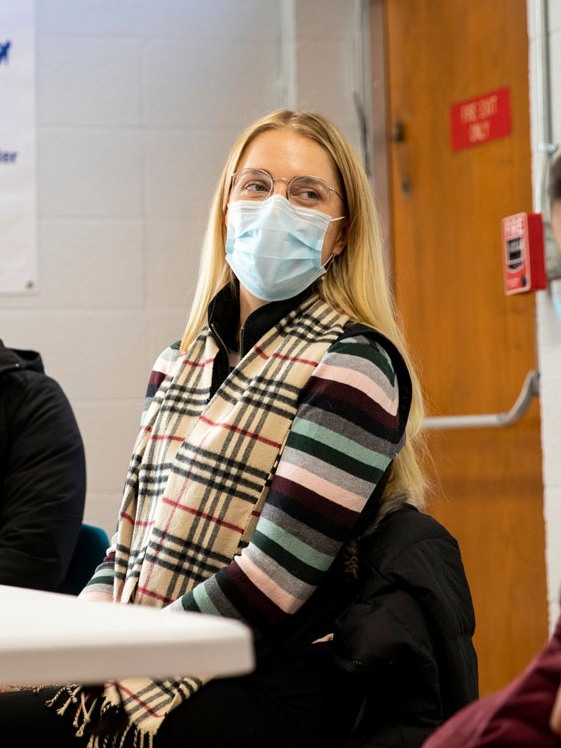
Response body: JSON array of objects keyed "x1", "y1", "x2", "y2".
[{"x1": 0, "y1": 41, "x2": 11, "y2": 64}]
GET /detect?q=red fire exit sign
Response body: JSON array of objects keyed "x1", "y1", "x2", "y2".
[{"x1": 450, "y1": 87, "x2": 511, "y2": 151}]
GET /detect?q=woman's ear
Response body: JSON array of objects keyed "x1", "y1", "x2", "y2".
[{"x1": 334, "y1": 219, "x2": 348, "y2": 255}]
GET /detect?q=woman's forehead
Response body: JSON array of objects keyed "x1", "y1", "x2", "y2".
[{"x1": 237, "y1": 129, "x2": 340, "y2": 185}]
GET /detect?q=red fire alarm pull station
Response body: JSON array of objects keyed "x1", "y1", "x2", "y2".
[{"x1": 502, "y1": 212, "x2": 547, "y2": 295}]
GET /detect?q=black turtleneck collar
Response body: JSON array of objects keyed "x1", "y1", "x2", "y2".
[{"x1": 207, "y1": 282, "x2": 315, "y2": 357}]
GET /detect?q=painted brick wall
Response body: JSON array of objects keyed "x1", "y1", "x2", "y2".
[{"x1": 0, "y1": 0, "x2": 360, "y2": 534}]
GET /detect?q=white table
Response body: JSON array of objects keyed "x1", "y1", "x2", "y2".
[{"x1": 0, "y1": 584, "x2": 254, "y2": 686}]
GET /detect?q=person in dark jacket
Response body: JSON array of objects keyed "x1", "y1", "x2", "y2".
[{"x1": 0, "y1": 339, "x2": 86, "y2": 591}]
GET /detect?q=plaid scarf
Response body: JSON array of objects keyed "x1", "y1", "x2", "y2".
[{"x1": 48, "y1": 293, "x2": 350, "y2": 747}]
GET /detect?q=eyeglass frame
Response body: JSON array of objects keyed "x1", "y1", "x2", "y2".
[{"x1": 229, "y1": 167, "x2": 345, "y2": 206}]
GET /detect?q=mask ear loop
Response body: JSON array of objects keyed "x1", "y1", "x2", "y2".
[
  {"x1": 325, "y1": 213, "x2": 347, "y2": 279},
  {"x1": 329, "y1": 214, "x2": 347, "y2": 268},
  {"x1": 322, "y1": 251, "x2": 340, "y2": 279}
]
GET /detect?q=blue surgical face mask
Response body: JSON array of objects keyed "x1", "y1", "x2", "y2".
[{"x1": 225, "y1": 195, "x2": 342, "y2": 302}]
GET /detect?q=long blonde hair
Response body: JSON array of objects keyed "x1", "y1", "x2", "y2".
[{"x1": 180, "y1": 109, "x2": 428, "y2": 508}]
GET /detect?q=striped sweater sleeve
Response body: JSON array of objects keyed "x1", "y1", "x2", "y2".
[
  {"x1": 78, "y1": 544, "x2": 116, "y2": 600},
  {"x1": 168, "y1": 333, "x2": 408, "y2": 632}
]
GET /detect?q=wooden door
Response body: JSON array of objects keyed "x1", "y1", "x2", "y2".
[{"x1": 377, "y1": 0, "x2": 548, "y2": 696}]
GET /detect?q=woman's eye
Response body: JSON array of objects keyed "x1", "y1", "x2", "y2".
[
  {"x1": 245, "y1": 181, "x2": 268, "y2": 193},
  {"x1": 290, "y1": 178, "x2": 328, "y2": 204},
  {"x1": 302, "y1": 189, "x2": 321, "y2": 200},
  {"x1": 292, "y1": 187, "x2": 321, "y2": 202}
]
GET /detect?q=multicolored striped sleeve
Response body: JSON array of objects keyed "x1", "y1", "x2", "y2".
[
  {"x1": 169, "y1": 333, "x2": 408, "y2": 632},
  {"x1": 142, "y1": 341, "x2": 182, "y2": 422},
  {"x1": 78, "y1": 543, "x2": 116, "y2": 600}
]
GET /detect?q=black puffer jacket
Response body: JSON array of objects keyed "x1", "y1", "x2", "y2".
[
  {"x1": 335, "y1": 502, "x2": 479, "y2": 747},
  {"x1": 0, "y1": 340, "x2": 86, "y2": 590}
]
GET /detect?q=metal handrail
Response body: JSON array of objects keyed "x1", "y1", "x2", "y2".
[{"x1": 422, "y1": 369, "x2": 540, "y2": 430}]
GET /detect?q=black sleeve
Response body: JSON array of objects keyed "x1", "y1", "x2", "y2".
[
  {"x1": 0, "y1": 372, "x2": 86, "y2": 590},
  {"x1": 335, "y1": 586, "x2": 446, "y2": 747},
  {"x1": 333, "y1": 509, "x2": 479, "y2": 748}
]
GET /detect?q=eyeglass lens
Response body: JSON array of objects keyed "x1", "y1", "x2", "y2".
[{"x1": 231, "y1": 169, "x2": 334, "y2": 208}]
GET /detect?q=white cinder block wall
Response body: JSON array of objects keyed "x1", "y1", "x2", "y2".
[
  {"x1": 529, "y1": 0, "x2": 561, "y2": 629},
  {"x1": 0, "y1": 0, "x2": 363, "y2": 536},
  {"x1": 3, "y1": 0, "x2": 559, "y2": 626}
]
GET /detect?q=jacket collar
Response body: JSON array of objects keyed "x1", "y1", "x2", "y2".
[
  {"x1": 207, "y1": 283, "x2": 315, "y2": 356},
  {"x1": 0, "y1": 339, "x2": 45, "y2": 377}
]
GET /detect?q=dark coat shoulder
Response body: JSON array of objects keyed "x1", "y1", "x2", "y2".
[{"x1": 335, "y1": 504, "x2": 478, "y2": 748}]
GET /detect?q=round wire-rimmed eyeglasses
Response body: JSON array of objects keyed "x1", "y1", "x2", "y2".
[{"x1": 230, "y1": 168, "x2": 344, "y2": 209}]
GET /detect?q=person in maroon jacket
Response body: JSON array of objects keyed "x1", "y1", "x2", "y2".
[
  {"x1": 421, "y1": 610, "x2": 561, "y2": 747},
  {"x1": 552, "y1": 681, "x2": 561, "y2": 737}
]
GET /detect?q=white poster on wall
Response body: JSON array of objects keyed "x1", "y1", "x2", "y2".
[{"x1": 0, "y1": 0, "x2": 37, "y2": 293}]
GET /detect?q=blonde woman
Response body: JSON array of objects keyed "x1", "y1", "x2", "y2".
[{"x1": 0, "y1": 110, "x2": 477, "y2": 747}]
